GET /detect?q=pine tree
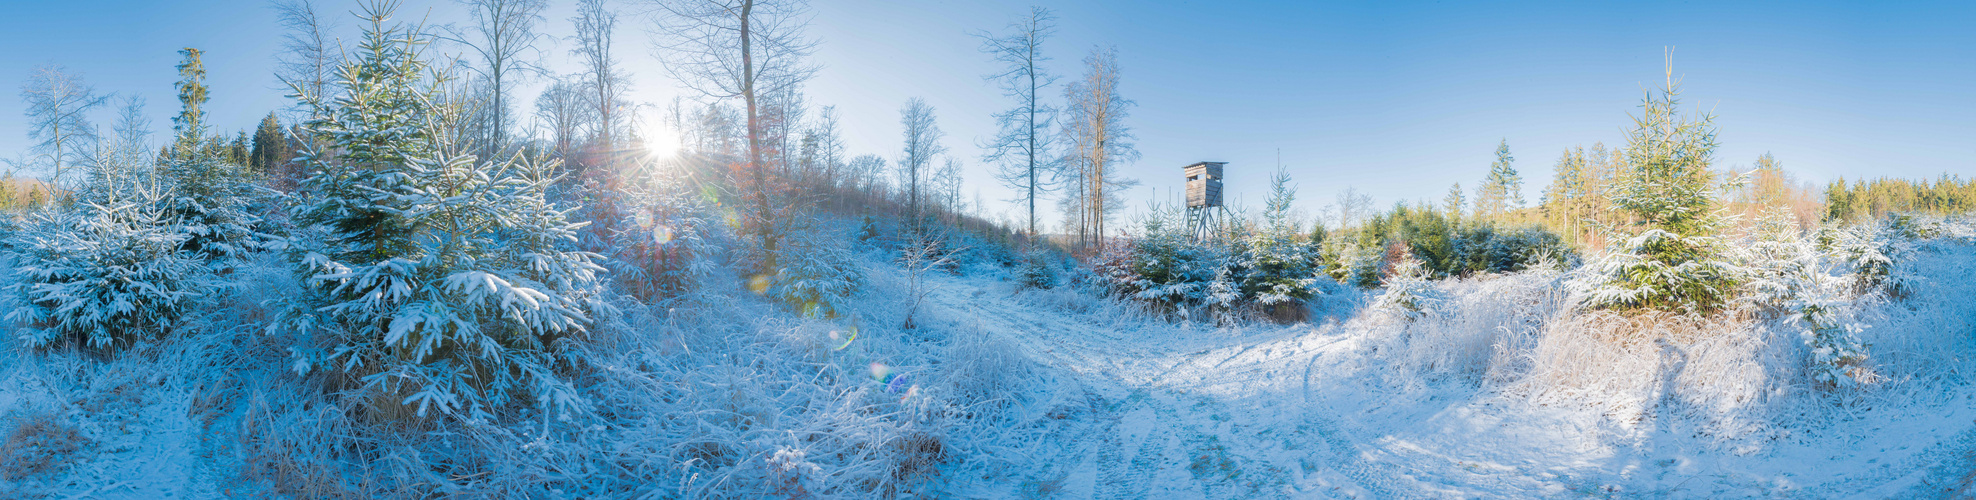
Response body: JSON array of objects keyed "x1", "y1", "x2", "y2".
[
  {"x1": 1240, "y1": 168, "x2": 1320, "y2": 321},
  {"x1": 1443, "y1": 183, "x2": 1464, "y2": 219},
  {"x1": 251, "y1": 112, "x2": 286, "y2": 176},
  {"x1": 171, "y1": 48, "x2": 209, "y2": 159},
  {"x1": 1586, "y1": 61, "x2": 1737, "y2": 314},
  {"x1": 1474, "y1": 139, "x2": 1521, "y2": 221},
  {"x1": 1541, "y1": 147, "x2": 1587, "y2": 244},
  {"x1": 159, "y1": 48, "x2": 270, "y2": 263},
  {"x1": 278, "y1": 2, "x2": 605, "y2": 421}
]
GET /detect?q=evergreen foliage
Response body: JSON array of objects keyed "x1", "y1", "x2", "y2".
[
  {"x1": 1824, "y1": 175, "x2": 1976, "y2": 223},
  {"x1": 275, "y1": 3, "x2": 606, "y2": 421},
  {"x1": 1473, "y1": 139, "x2": 1522, "y2": 221},
  {"x1": 250, "y1": 112, "x2": 289, "y2": 176},
  {"x1": 171, "y1": 48, "x2": 210, "y2": 157},
  {"x1": 1370, "y1": 251, "x2": 1443, "y2": 321},
  {"x1": 767, "y1": 221, "x2": 865, "y2": 319},
  {"x1": 6, "y1": 203, "x2": 203, "y2": 350},
  {"x1": 1735, "y1": 209, "x2": 1875, "y2": 388},
  {"x1": 1584, "y1": 71, "x2": 1739, "y2": 314},
  {"x1": 1238, "y1": 169, "x2": 1320, "y2": 314}
]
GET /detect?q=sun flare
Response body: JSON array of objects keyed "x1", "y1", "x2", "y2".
[{"x1": 640, "y1": 119, "x2": 680, "y2": 159}]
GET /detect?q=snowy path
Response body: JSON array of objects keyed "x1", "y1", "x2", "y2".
[
  {"x1": 928, "y1": 278, "x2": 1429, "y2": 498},
  {"x1": 927, "y1": 275, "x2": 1976, "y2": 499}
]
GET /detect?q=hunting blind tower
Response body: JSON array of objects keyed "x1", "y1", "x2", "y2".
[{"x1": 1185, "y1": 161, "x2": 1226, "y2": 240}]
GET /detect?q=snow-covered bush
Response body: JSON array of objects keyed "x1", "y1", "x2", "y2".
[
  {"x1": 767, "y1": 221, "x2": 865, "y2": 319},
  {"x1": 1371, "y1": 253, "x2": 1444, "y2": 321},
  {"x1": 1238, "y1": 170, "x2": 1321, "y2": 321},
  {"x1": 1012, "y1": 249, "x2": 1060, "y2": 289},
  {"x1": 273, "y1": 7, "x2": 605, "y2": 421},
  {"x1": 1735, "y1": 210, "x2": 1875, "y2": 388},
  {"x1": 6, "y1": 203, "x2": 205, "y2": 350}
]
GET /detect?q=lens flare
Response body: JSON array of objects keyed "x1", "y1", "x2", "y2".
[
  {"x1": 653, "y1": 225, "x2": 674, "y2": 245},
  {"x1": 869, "y1": 362, "x2": 892, "y2": 383},
  {"x1": 635, "y1": 211, "x2": 654, "y2": 230},
  {"x1": 886, "y1": 374, "x2": 911, "y2": 393},
  {"x1": 829, "y1": 325, "x2": 858, "y2": 351},
  {"x1": 747, "y1": 275, "x2": 770, "y2": 295}
]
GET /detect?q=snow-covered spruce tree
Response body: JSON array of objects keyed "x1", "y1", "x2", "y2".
[
  {"x1": 768, "y1": 218, "x2": 865, "y2": 319},
  {"x1": 1584, "y1": 70, "x2": 1740, "y2": 315},
  {"x1": 8, "y1": 202, "x2": 204, "y2": 351},
  {"x1": 1737, "y1": 209, "x2": 1874, "y2": 388},
  {"x1": 161, "y1": 48, "x2": 278, "y2": 264},
  {"x1": 1239, "y1": 169, "x2": 1320, "y2": 321},
  {"x1": 1100, "y1": 203, "x2": 1220, "y2": 319},
  {"x1": 1823, "y1": 216, "x2": 1915, "y2": 298},
  {"x1": 5, "y1": 92, "x2": 213, "y2": 351},
  {"x1": 1013, "y1": 248, "x2": 1060, "y2": 289},
  {"x1": 580, "y1": 162, "x2": 722, "y2": 303},
  {"x1": 275, "y1": 4, "x2": 605, "y2": 421},
  {"x1": 1371, "y1": 250, "x2": 1443, "y2": 321}
]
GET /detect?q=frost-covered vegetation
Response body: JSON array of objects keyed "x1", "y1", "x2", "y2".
[{"x1": 3, "y1": 1, "x2": 1976, "y2": 498}]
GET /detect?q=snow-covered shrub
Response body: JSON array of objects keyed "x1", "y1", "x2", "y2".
[
  {"x1": 1735, "y1": 210, "x2": 1876, "y2": 388},
  {"x1": 1582, "y1": 229, "x2": 1743, "y2": 315},
  {"x1": 6, "y1": 204, "x2": 205, "y2": 350},
  {"x1": 1238, "y1": 170, "x2": 1322, "y2": 321},
  {"x1": 1013, "y1": 250, "x2": 1060, "y2": 289},
  {"x1": 1371, "y1": 253, "x2": 1444, "y2": 321},
  {"x1": 768, "y1": 222, "x2": 865, "y2": 319},
  {"x1": 274, "y1": 8, "x2": 606, "y2": 421}
]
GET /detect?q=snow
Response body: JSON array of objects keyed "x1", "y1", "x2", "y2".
[
  {"x1": 918, "y1": 235, "x2": 1976, "y2": 498},
  {"x1": 4, "y1": 218, "x2": 1976, "y2": 498}
]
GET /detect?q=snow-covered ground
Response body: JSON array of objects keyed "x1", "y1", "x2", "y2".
[
  {"x1": 6, "y1": 227, "x2": 1976, "y2": 498},
  {"x1": 927, "y1": 239, "x2": 1976, "y2": 498}
]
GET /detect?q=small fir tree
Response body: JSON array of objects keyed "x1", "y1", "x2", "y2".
[
  {"x1": 1584, "y1": 64, "x2": 1739, "y2": 314},
  {"x1": 276, "y1": 2, "x2": 606, "y2": 421}
]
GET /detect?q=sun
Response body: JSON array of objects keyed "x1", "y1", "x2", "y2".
[{"x1": 639, "y1": 118, "x2": 680, "y2": 159}]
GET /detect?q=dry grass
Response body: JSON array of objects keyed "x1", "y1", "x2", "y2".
[{"x1": 0, "y1": 409, "x2": 89, "y2": 482}]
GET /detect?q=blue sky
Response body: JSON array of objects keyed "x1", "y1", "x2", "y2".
[{"x1": 2, "y1": 0, "x2": 1971, "y2": 229}]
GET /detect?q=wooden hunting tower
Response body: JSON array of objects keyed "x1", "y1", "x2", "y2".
[
  {"x1": 1184, "y1": 161, "x2": 1227, "y2": 240},
  {"x1": 1184, "y1": 161, "x2": 1225, "y2": 208}
]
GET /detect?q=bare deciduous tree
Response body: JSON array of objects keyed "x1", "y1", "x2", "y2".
[
  {"x1": 572, "y1": 0, "x2": 628, "y2": 167},
  {"x1": 442, "y1": 0, "x2": 548, "y2": 153},
  {"x1": 1061, "y1": 47, "x2": 1137, "y2": 252},
  {"x1": 648, "y1": 0, "x2": 817, "y2": 264},
  {"x1": 1332, "y1": 186, "x2": 1374, "y2": 229},
  {"x1": 798, "y1": 104, "x2": 843, "y2": 186},
  {"x1": 20, "y1": 65, "x2": 108, "y2": 186},
  {"x1": 977, "y1": 6, "x2": 1058, "y2": 239},
  {"x1": 533, "y1": 76, "x2": 593, "y2": 160},
  {"x1": 272, "y1": 0, "x2": 340, "y2": 117},
  {"x1": 898, "y1": 97, "x2": 945, "y2": 228}
]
